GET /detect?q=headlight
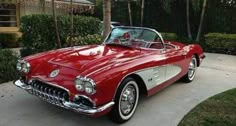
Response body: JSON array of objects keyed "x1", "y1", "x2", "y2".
[
  {"x1": 16, "y1": 59, "x2": 31, "y2": 74},
  {"x1": 16, "y1": 62, "x2": 22, "y2": 71},
  {"x1": 74, "y1": 76, "x2": 96, "y2": 95},
  {"x1": 22, "y1": 63, "x2": 30, "y2": 73},
  {"x1": 84, "y1": 81, "x2": 95, "y2": 95},
  {"x1": 75, "y1": 78, "x2": 84, "y2": 91}
]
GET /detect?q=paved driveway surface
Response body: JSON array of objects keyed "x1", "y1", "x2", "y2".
[{"x1": 0, "y1": 53, "x2": 236, "y2": 126}]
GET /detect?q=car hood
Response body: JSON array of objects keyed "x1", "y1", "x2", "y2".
[
  {"x1": 25, "y1": 44, "x2": 161, "y2": 99},
  {"x1": 47, "y1": 45, "x2": 142, "y2": 74}
]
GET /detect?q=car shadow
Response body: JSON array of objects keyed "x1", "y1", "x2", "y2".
[
  {"x1": 21, "y1": 80, "x2": 184, "y2": 126},
  {"x1": 39, "y1": 100, "x2": 119, "y2": 126}
]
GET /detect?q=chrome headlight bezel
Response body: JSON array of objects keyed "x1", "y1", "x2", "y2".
[
  {"x1": 16, "y1": 59, "x2": 31, "y2": 74},
  {"x1": 74, "y1": 76, "x2": 96, "y2": 95}
]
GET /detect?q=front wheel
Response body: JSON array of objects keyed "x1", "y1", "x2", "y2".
[
  {"x1": 109, "y1": 77, "x2": 139, "y2": 123},
  {"x1": 181, "y1": 56, "x2": 198, "y2": 83}
]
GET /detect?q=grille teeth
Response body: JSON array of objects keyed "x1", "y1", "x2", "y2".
[{"x1": 29, "y1": 80, "x2": 69, "y2": 107}]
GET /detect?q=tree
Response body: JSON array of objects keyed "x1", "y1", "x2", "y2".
[
  {"x1": 103, "y1": 0, "x2": 111, "y2": 39},
  {"x1": 128, "y1": 0, "x2": 133, "y2": 26},
  {"x1": 186, "y1": 0, "x2": 192, "y2": 40},
  {"x1": 69, "y1": 0, "x2": 74, "y2": 46},
  {"x1": 39, "y1": 0, "x2": 46, "y2": 14},
  {"x1": 140, "y1": 0, "x2": 145, "y2": 26},
  {"x1": 196, "y1": 0, "x2": 208, "y2": 42},
  {"x1": 52, "y1": 0, "x2": 62, "y2": 48}
]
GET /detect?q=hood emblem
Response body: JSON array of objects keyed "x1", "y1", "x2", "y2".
[{"x1": 49, "y1": 69, "x2": 60, "y2": 78}]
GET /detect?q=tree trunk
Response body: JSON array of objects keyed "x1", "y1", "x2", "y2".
[
  {"x1": 140, "y1": 0, "x2": 145, "y2": 27},
  {"x1": 40, "y1": 0, "x2": 46, "y2": 14},
  {"x1": 103, "y1": 0, "x2": 111, "y2": 39},
  {"x1": 186, "y1": 0, "x2": 192, "y2": 40},
  {"x1": 52, "y1": 0, "x2": 62, "y2": 48},
  {"x1": 69, "y1": 0, "x2": 74, "y2": 46},
  {"x1": 128, "y1": 1, "x2": 133, "y2": 26},
  {"x1": 196, "y1": 0, "x2": 207, "y2": 42}
]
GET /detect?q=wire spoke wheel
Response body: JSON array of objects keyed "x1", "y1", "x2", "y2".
[
  {"x1": 181, "y1": 55, "x2": 198, "y2": 83},
  {"x1": 120, "y1": 84, "x2": 136, "y2": 115},
  {"x1": 188, "y1": 57, "x2": 197, "y2": 80},
  {"x1": 109, "y1": 78, "x2": 139, "y2": 123}
]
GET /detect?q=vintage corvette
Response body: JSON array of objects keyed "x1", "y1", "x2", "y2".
[{"x1": 14, "y1": 26, "x2": 205, "y2": 123}]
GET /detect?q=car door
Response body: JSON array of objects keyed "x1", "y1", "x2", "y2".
[
  {"x1": 136, "y1": 49, "x2": 167, "y2": 90},
  {"x1": 163, "y1": 46, "x2": 187, "y2": 81}
]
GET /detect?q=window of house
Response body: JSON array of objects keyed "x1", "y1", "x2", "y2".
[{"x1": 0, "y1": 3, "x2": 17, "y2": 27}]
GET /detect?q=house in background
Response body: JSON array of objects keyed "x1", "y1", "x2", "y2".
[{"x1": 0, "y1": 0, "x2": 94, "y2": 33}]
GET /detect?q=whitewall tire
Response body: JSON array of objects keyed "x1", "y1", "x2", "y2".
[
  {"x1": 182, "y1": 56, "x2": 198, "y2": 83},
  {"x1": 109, "y1": 77, "x2": 139, "y2": 123}
]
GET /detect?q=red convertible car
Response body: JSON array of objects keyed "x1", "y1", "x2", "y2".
[{"x1": 14, "y1": 26, "x2": 205, "y2": 123}]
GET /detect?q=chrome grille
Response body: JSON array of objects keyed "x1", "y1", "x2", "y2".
[{"x1": 28, "y1": 80, "x2": 69, "y2": 107}]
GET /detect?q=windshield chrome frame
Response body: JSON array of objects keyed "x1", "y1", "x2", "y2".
[{"x1": 103, "y1": 26, "x2": 166, "y2": 51}]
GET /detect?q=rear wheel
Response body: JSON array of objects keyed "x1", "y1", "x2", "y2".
[
  {"x1": 181, "y1": 56, "x2": 197, "y2": 83},
  {"x1": 109, "y1": 77, "x2": 139, "y2": 123}
]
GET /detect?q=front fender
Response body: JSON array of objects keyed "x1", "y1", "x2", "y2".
[{"x1": 184, "y1": 44, "x2": 204, "y2": 66}]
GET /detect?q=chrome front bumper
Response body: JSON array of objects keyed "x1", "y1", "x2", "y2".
[{"x1": 14, "y1": 80, "x2": 115, "y2": 115}]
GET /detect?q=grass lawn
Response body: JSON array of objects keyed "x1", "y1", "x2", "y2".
[{"x1": 178, "y1": 88, "x2": 236, "y2": 126}]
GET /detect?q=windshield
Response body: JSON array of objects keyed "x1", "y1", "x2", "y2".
[{"x1": 105, "y1": 27, "x2": 163, "y2": 49}]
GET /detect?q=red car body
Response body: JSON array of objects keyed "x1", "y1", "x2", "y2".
[{"x1": 14, "y1": 27, "x2": 204, "y2": 120}]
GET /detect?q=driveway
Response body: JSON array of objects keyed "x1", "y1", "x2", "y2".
[{"x1": 0, "y1": 53, "x2": 236, "y2": 126}]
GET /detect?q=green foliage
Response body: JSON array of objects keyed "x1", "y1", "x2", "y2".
[
  {"x1": 191, "y1": 0, "x2": 201, "y2": 12},
  {"x1": 0, "y1": 33, "x2": 19, "y2": 48},
  {"x1": 20, "y1": 48, "x2": 35, "y2": 58},
  {"x1": 161, "y1": 32, "x2": 178, "y2": 41},
  {"x1": 0, "y1": 49, "x2": 19, "y2": 83},
  {"x1": 20, "y1": 14, "x2": 100, "y2": 57},
  {"x1": 159, "y1": 32, "x2": 236, "y2": 55},
  {"x1": 94, "y1": 0, "x2": 103, "y2": 20},
  {"x1": 161, "y1": 33, "x2": 198, "y2": 45},
  {"x1": 161, "y1": 0, "x2": 173, "y2": 14},
  {"x1": 68, "y1": 34, "x2": 102, "y2": 46},
  {"x1": 97, "y1": 0, "x2": 236, "y2": 40},
  {"x1": 205, "y1": 33, "x2": 236, "y2": 54}
]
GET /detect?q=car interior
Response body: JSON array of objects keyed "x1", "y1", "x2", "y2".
[{"x1": 149, "y1": 42, "x2": 176, "y2": 50}]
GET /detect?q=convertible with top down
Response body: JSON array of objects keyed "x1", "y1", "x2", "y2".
[{"x1": 14, "y1": 26, "x2": 205, "y2": 123}]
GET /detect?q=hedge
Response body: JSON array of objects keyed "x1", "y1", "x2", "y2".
[
  {"x1": 0, "y1": 33, "x2": 19, "y2": 48},
  {"x1": 205, "y1": 33, "x2": 236, "y2": 54},
  {"x1": 0, "y1": 49, "x2": 19, "y2": 83},
  {"x1": 19, "y1": 14, "x2": 100, "y2": 56},
  {"x1": 161, "y1": 32, "x2": 236, "y2": 55},
  {"x1": 161, "y1": 32, "x2": 178, "y2": 41},
  {"x1": 67, "y1": 34, "x2": 102, "y2": 46}
]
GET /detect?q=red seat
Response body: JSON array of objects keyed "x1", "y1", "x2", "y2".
[{"x1": 150, "y1": 43, "x2": 163, "y2": 49}]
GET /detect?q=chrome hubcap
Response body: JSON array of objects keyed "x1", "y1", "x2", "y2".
[
  {"x1": 188, "y1": 57, "x2": 197, "y2": 80},
  {"x1": 120, "y1": 85, "x2": 136, "y2": 115}
]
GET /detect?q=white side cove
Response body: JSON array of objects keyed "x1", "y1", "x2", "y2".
[{"x1": 136, "y1": 65, "x2": 182, "y2": 90}]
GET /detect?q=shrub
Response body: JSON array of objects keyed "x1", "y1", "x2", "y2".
[
  {"x1": 20, "y1": 14, "x2": 100, "y2": 57},
  {"x1": 0, "y1": 33, "x2": 19, "y2": 48},
  {"x1": 161, "y1": 33, "x2": 178, "y2": 41},
  {"x1": 205, "y1": 33, "x2": 236, "y2": 54},
  {"x1": 0, "y1": 49, "x2": 19, "y2": 83},
  {"x1": 20, "y1": 47, "x2": 35, "y2": 58},
  {"x1": 67, "y1": 34, "x2": 102, "y2": 46},
  {"x1": 160, "y1": 33, "x2": 196, "y2": 45}
]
